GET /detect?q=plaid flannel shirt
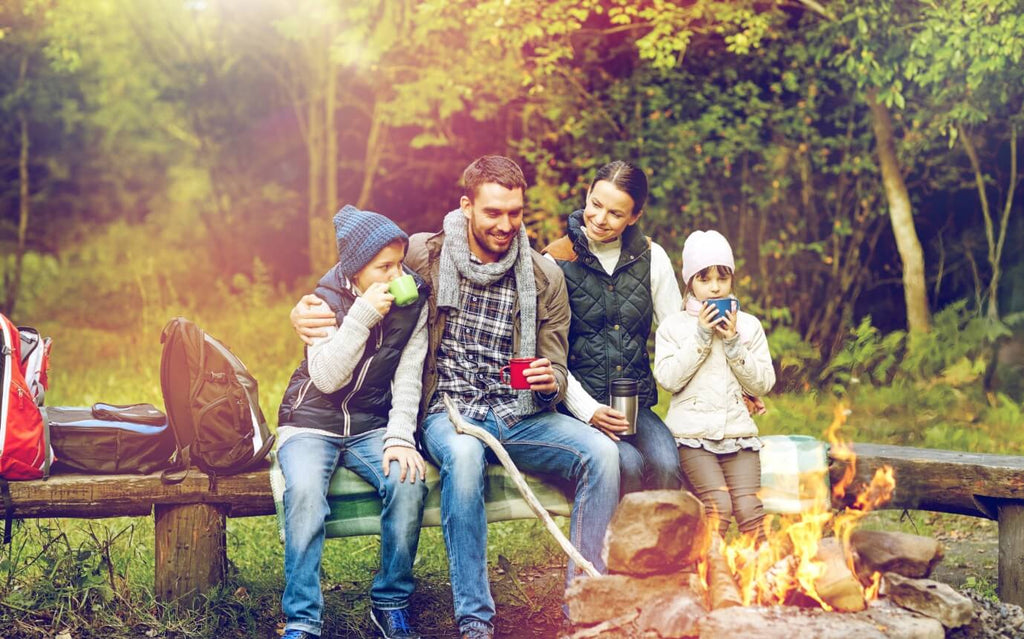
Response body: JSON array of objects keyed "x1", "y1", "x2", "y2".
[{"x1": 428, "y1": 265, "x2": 523, "y2": 426}]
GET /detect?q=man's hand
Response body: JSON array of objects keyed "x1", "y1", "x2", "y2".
[
  {"x1": 590, "y1": 406, "x2": 630, "y2": 442},
  {"x1": 523, "y1": 357, "x2": 559, "y2": 395},
  {"x1": 382, "y1": 446, "x2": 427, "y2": 484},
  {"x1": 361, "y1": 281, "x2": 395, "y2": 317},
  {"x1": 291, "y1": 294, "x2": 335, "y2": 345}
]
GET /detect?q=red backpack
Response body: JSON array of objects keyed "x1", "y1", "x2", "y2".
[{"x1": 0, "y1": 314, "x2": 52, "y2": 481}]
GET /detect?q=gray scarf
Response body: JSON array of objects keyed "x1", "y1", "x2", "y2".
[{"x1": 437, "y1": 209, "x2": 539, "y2": 415}]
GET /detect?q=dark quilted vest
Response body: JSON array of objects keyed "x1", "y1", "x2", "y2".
[
  {"x1": 544, "y1": 210, "x2": 657, "y2": 407},
  {"x1": 278, "y1": 264, "x2": 427, "y2": 437}
]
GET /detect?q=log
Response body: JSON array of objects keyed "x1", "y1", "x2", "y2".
[
  {"x1": 154, "y1": 503, "x2": 227, "y2": 606},
  {"x1": 707, "y1": 540, "x2": 743, "y2": 609},
  {"x1": 441, "y1": 393, "x2": 599, "y2": 578},
  {"x1": 828, "y1": 443, "x2": 1024, "y2": 518},
  {"x1": 3, "y1": 469, "x2": 275, "y2": 518},
  {"x1": 813, "y1": 538, "x2": 866, "y2": 612},
  {"x1": 999, "y1": 502, "x2": 1024, "y2": 607}
]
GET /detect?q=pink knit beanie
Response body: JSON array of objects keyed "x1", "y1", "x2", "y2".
[{"x1": 681, "y1": 230, "x2": 735, "y2": 285}]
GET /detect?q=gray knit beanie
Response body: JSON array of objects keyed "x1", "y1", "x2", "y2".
[{"x1": 333, "y1": 204, "x2": 409, "y2": 278}]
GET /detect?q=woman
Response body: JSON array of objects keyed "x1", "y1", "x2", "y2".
[{"x1": 542, "y1": 161, "x2": 683, "y2": 494}]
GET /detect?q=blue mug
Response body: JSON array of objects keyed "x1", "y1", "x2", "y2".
[{"x1": 705, "y1": 297, "x2": 739, "y2": 322}]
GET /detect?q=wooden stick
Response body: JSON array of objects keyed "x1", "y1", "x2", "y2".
[
  {"x1": 707, "y1": 538, "x2": 743, "y2": 609},
  {"x1": 442, "y1": 393, "x2": 600, "y2": 578}
]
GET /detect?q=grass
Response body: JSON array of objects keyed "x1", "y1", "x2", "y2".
[{"x1": 3, "y1": 295, "x2": 1020, "y2": 637}]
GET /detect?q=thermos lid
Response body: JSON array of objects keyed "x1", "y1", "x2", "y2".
[{"x1": 609, "y1": 378, "x2": 639, "y2": 396}]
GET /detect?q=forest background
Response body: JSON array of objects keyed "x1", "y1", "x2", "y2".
[{"x1": 1, "y1": 0, "x2": 1024, "y2": 637}]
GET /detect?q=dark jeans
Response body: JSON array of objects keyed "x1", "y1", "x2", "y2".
[{"x1": 616, "y1": 407, "x2": 683, "y2": 494}]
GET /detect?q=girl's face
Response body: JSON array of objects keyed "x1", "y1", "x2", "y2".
[
  {"x1": 583, "y1": 180, "x2": 640, "y2": 243},
  {"x1": 353, "y1": 241, "x2": 406, "y2": 292},
  {"x1": 689, "y1": 266, "x2": 733, "y2": 301}
]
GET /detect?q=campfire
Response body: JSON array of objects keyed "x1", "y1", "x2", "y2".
[{"x1": 563, "y1": 405, "x2": 977, "y2": 638}]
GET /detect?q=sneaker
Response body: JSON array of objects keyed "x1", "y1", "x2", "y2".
[
  {"x1": 370, "y1": 606, "x2": 421, "y2": 639},
  {"x1": 281, "y1": 630, "x2": 317, "y2": 639},
  {"x1": 460, "y1": 627, "x2": 494, "y2": 639}
]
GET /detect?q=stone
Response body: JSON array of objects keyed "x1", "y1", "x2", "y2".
[
  {"x1": 602, "y1": 489, "x2": 709, "y2": 576},
  {"x1": 885, "y1": 572, "x2": 974, "y2": 629},
  {"x1": 566, "y1": 571, "x2": 694, "y2": 626},
  {"x1": 814, "y1": 538, "x2": 867, "y2": 612},
  {"x1": 851, "y1": 530, "x2": 944, "y2": 580},
  {"x1": 698, "y1": 604, "x2": 944, "y2": 639},
  {"x1": 635, "y1": 589, "x2": 706, "y2": 638}
]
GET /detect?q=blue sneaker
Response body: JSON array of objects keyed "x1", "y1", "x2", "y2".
[
  {"x1": 370, "y1": 606, "x2": 421, "y2": 639},
  {"x1": 281, "y1": 630, "x2": 317, "y2": 639}
]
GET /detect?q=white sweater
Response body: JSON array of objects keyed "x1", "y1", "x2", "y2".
[{"x1": 544, "y1": 232, "x2": 683, "y2": 422}]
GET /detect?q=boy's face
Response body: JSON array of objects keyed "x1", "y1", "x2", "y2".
[
  {"x1": 689, "y1": 265, "x2": 733, "y2": 301},
  {"x1": 461, "y1": 182, "x2": 524, "y2": 264},
  {"x1": 353, "y1": 241, "x2": 406, "y2": 292}
]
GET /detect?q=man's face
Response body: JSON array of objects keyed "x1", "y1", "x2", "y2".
[{"x1": 461, "y1": 182, "x2": 524, "y2": 264}]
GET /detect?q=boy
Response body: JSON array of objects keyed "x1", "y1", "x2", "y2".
[{"x1": 277, "y1": 205, "x2": 430, "y2": 639}]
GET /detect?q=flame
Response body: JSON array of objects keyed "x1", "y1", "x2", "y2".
[{"x1": 708, "y1": 402, "x2": 896, "y2": 610}]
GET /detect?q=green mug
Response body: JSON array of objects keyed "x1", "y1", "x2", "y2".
[{"x1": 388, "y1": 274, "x2": 419, "y2": 307}]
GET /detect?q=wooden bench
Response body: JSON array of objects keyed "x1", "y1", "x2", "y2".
[
  {"x1": 5, "y1": 443, "x2": 1024, "y2": 607},
  {"x1": 829, "y1": 443, "x2": 1024, "y2": 606}
]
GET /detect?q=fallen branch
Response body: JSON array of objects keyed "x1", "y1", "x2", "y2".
[{"x1": 442, "y1": 393, "x2": 599, "y2": 578}]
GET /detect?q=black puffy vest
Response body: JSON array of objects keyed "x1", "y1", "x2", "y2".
[
  {"x1": 278, "y1": 264, "x2": 427, "y2": 437},
  {"x1": 545, "y1": 210, "x2": 657, "y2": 407}
]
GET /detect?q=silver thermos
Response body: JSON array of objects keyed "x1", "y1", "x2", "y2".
[{"x1": 609, "y1": 378, "x2": 639, "y2": 436}]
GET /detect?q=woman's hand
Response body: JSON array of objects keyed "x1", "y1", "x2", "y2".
[
  {"x1": 589, "y1": 406, "x2": 630, "y2": 442},
  {"x1": 291, "y1": 294, "x2": 336, "y2": 345},
  {"x1": 382, "y1": 446, "x2": 427, "y2": 484},
  {"x1": 361, "y1": 281, "x2": 395, "y2": 317}
]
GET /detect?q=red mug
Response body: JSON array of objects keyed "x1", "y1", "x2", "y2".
[{"x1": 500, "y1": 357, "x2": 534, "y2": 390}]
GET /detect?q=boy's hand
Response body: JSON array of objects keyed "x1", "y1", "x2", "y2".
[
  {"x1": 362, "y1": 281, "x2": 395, "y2": 316},
  {"x1": 715, "y1": 310, "x2": 738, "y2": 340},
  {"x1": 383, "y1": 446, "x2": 427, "y2": 484},
  {"x1": 523, "y1": 357, "x2": 559, "y2": 394},
  {"x1": 590, "y1": 406, "x2": 630, "y2": 442},
  {"x1": 291, "y1": 294, "x2": 335, "y2": 345}
]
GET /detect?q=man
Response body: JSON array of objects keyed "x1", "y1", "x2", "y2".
[{"x1": 292, "y1": 156, "x2": 620, "y2": 639}]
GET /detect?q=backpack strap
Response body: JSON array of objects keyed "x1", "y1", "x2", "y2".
[
  {"x1": 1, "y1": 479, "x2": 13, "y2": 544},
  {"x1": 40, "y1": 406, "x2": 51, "y2": 480}
]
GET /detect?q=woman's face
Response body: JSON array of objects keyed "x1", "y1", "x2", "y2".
[{"x1": 582, "y1": 180, "x2": 640, "y2": 243}]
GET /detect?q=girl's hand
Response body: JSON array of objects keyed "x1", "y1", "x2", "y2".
[
  {"x1": 698, "y1": 301, "x2": 722, "y2": 331},
  {"x1": 383, "y1": 446, "x2": 427, "y2": 483},
  {"x1": 715, "y1": 309, "x2": 738, "y2": 340},
  {"x1": 362, "y1": 281, "x2": 395, "y2": 316},
  {"x1": 589, "y1": 406, "x2": 630, "y2": 442}
]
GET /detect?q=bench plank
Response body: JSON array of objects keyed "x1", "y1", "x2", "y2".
[
  {"x1": 828, "y1": 443, "x2": 1024, "y2": 519},
  {"x1": 4, "y1": 469, "x2": 275, "y2": 519}
]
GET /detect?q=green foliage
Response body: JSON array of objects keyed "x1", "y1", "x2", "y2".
[
  {"x1": 819, "y1": 316, "x2": 906, "y2": 393},
  {"x1": 900, "y1": 300, "x2": 990, "y2": 381}
]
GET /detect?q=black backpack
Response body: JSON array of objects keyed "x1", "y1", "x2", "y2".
[
  {"x1": 159, "y1": 317, "x2": 274, "y2": 487},
  {"x1": 48, "y1": 403, "x2": 175, "y2": 474}
]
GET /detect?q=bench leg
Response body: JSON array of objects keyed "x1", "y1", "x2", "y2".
[
  {"x1": 998, "y1": 502, "x2": 1024, "y2": 607},
  {"x1": 154, "y1": 503, "x2": 227, "y2": 606}
]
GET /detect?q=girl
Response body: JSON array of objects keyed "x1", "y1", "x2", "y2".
[
  {"x1": 653, "y1": 230, "x2": 775, "y2": 541},
  {"x1": 542, "y1": 161, "x2": 683, "y2": 494}
]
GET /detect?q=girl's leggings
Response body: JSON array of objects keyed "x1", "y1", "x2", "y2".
[{"x1": 678, "y1": 446, "x2": 765, "y2": 540}]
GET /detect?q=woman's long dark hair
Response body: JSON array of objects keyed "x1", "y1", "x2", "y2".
[{"x1": 589, "y1": 161, "x2": 649, "y2": 215}]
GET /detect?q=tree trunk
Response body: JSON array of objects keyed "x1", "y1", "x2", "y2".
[
  {"x1": 4, "y1": 112, "x2": 30, "y2": 317},
  {"x1": 306, "y1": 78, "x2": 334, "y2": 275},
  {"x1": 356, "y1": 99, "x2": 384, "y2": 211},
  {"x1": 325, "y1": 51, "x2": 339, "y2": 220},
  {"x1": 866, "y1": 92, "x2": 930, "y2": 333}
]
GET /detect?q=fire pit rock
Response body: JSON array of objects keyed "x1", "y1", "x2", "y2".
[{"x1": 602, "y1": 490, "x2": 709, "y2": 576}]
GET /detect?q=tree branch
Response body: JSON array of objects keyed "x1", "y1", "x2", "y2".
[{"x1": 441, "y1": 393, "x2": 600, "y2": 579}]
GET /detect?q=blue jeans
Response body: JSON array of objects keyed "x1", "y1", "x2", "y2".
[
  {"x1": 616, "y1": 407, "x2": 683, "y2": 494},
  {"x1": 278, "y1": 429, "x2": 428, "y2": 637},
  {"x1": 422, "y1": 408, "x2": 619, "y2": 634}
]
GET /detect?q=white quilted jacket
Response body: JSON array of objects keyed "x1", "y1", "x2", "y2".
[{"x1": 653, "y1": 310, "x2": 776, "y2": 440}]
